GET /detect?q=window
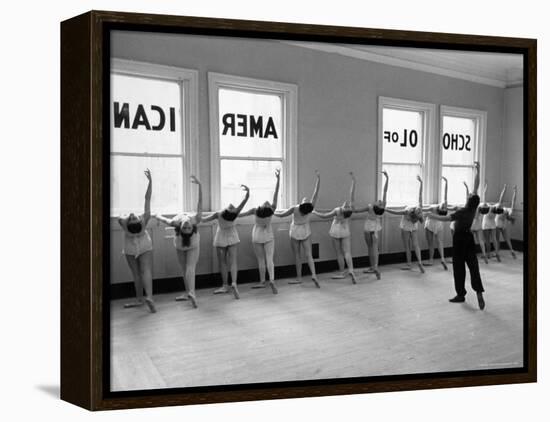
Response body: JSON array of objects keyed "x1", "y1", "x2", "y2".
[
  {"x1": 110, "y1": 60, "x2": 198, "y2": 216},
  {"x1": 208, "y1": 73, "x2": 297, "y2": 210},
  {"x1": 378, "y1": 97, "x2": 436, "y2": 206},
  {"x1": 440, "y1": 106, "x2": 486, "y2": 205}
]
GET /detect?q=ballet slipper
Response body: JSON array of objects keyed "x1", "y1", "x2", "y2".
[
  {"x1": 496, "y1": 254, "x2": 501, "y2": 262},
  {"x1": 441, "y1": 261, "x2": 448, "y2": 271},
  {"x1": 511, "y1": 251, "x2": 517, "y2": 259},
  {"x1": 363, "y1": 267, "x2": 375, "y2": 273},
  {"x1": 312, "y1": 277, "x2": 320, "y2": 288},
  {"x1": 418, "y1": 263, "x2": 425, "y2": 274},
  {"x1": 123, "y1": 300, "x2": 144, "y2": 308},
  {"x1": 188, "y1": 293, "x2": 197, "y2": 308},
  {"x1": 231, "y1": 284, "x2": 240, "y2": 300},
  {"x1": 251, "y1": 282, "x2": 267, "y2": 289},
  {"x1": 144, "y1": 298, "x2": 156, "y2": 313},
  {"x1": 483, "y1": 255, "x2": 489, "y2": 264},
  {"x1": 269, "y1": 281, "x2": 278, "y2": 295},
  {"x1": 374, "y1": 269, "x2": 381, "y2": 280},
  {"x1": 350, "y1": 272, "x2": 357, "y2": 284},
  {"x1": 214, "y1": 286, "x2": 229, "y2": 294},
  {"x1": 175, "y1": 293, "x2": 189, "y2": 301}
]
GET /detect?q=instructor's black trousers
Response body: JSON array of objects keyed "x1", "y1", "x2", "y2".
[{"x1": 452, "y1": 231, "x2": 484, "y2": 297}]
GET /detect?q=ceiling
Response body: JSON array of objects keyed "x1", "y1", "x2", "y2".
[{"x1": 284, "y1": 42, "x2": 523, "y2": 88}]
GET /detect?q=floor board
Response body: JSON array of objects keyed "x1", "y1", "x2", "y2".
[{"x1": 111, "y1": 252, "x2": 524, "y2": 391}]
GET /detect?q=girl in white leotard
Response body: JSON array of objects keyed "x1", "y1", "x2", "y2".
[
  {"x1": 353, "y1": 170, "x2": 389, "y2": 280},
  {"x1": 385, "y1": 175, "x2": 425, "y2": 273},
  {"x1": 154, "y1": 176, "x2": 203, "y2": 308},
  {"x1": 421, "y1": 176, "x2": 451, "y2": 270},
  {"x1": 116, "y1": 169, "x2": 156, "y2": 313},
  {"x1": 494, "y1": 184, "x2": 518, "y2": 259},
  {"x1": 275, "y1": 171, "x2": 320, "y2": 288},
  {"x1": 202, "y1": 185, "x2": 250, "y2": 299},
  {"x1": 313, "y1": 172, "x2": 357, "y2": 284},
  {"x1": 481, "y1": 182, "x2": 503, "y2": 262},
  {"x1": 237, "y1": 169, "x2": 281, "y2": 294}
]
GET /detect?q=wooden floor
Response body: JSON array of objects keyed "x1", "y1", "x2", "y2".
[{"x1": 111, "y1": 252, "x2": 524, "y2": 392}]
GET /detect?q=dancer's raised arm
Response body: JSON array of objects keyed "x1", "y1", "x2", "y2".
[
  {"x1": 417, "y1": 175, "x2": 423, "y2": 209},
  {"x1": 498, "y1": 184, "x2": 508, "y2": 204},
  {"x1": 143, "y1": 169, "x2": 152, "y2": 219},
  {"x1": 509, "y1": 185, "x2": 518, "y2": 216},
  {"x1": 381, "y1": 170, "x2": 389, "y2": 205},
  {"x1": 272, "y1": 169, "x2": 281, "y2": 210},
  {"x1": 463, "y1": 180, "x2": 470, "y2": 201},
  {"x1": 191, "y1": 175, "x2": 203, "y2": 223},
  {"x1": 472, "y1": 161, "x2": 480, "y2": 195},
  {"x1": 442, "y1": 176, "x2": 448, "y2": 207},
  {"x1": 235, "y1": 185, "x2": 250, "y2": 214},
  {"x1": 349, "y1": 172, "x2": 356, "y2": 207},
  {"x1": 311, "y1": 170, "x2": 320, "y2": 206}
]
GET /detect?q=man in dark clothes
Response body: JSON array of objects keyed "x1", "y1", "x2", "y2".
[{"x1": 429, "y1": 162, "x2": 485, "y2": 310}]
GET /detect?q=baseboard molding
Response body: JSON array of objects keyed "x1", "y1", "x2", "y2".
[{"x1": 110, "y1": 239, "x2": 524, "y2": 300}]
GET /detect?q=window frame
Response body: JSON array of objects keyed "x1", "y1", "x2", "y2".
[
  {"x1": 438, "y1": 105, "x2": 487, "y2": 204},
  {"x1": 378, "y1": 96, "x2": 437, "y2": 207},
  {"x1": 208, "y1": 72, "x2": 298, "y2": 211},
  {"x1": 110, "y1": 59, "x2": 199, "y2": 215}
]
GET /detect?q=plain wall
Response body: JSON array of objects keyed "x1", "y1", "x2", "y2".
[
  {"x1": 499, "y1": 86, "x2": 524, "y2": 241},
  {"x1": 110, "y1": 31, "x2": 520, "y2": 284}
]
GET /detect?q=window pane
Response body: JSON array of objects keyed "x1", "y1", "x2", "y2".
[
  {"x1": 111, "y1": 73, "x2": 183, "y2": 154},
  {"x1": 111, "y1": 156, "x2": 183, "y2": 216},
  {"x1": 441, "y1": 116, "x2": 476, "y2": 165},
  {"x1": 441, "y1": 166, "x2": 474, "y2": 206},
  {"x1": 220, "y1": 160, "x2": 283, "y2": 209},
  {"x1": 219, "y1": 88, "x2": 283, "y2": 158},
  {"x1": 383, "y1": 163, "x2": 422, "y2": 206},
  {"x1": 382, "y1": 108, "x2": 423, "y2": 164}
]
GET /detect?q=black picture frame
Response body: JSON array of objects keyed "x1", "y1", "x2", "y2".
[{"x1": 60, "y1": 10, "x2": 537, "y2": 410}]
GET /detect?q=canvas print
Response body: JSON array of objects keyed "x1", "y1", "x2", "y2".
[{"x1": 108, "y1": 30, "x2": 525, "y2": 392}]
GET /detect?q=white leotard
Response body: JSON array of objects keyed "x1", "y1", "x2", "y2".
[
  {"x1": 252, "y1": 214, "x2": 274, "y2": 244},
  {"x1": 329, "y1": 207, "x2": 351, "y2": 239},
  {"x1": 289, "y1": 207, "x2": 312, "y2": 240},
  {"x1": 363, "y1": 206, "x2": 382, "y2": 232}
]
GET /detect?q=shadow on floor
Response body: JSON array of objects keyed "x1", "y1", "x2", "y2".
[{"x1": 35, "y1": 384, "x2": 59, "y2": 398}]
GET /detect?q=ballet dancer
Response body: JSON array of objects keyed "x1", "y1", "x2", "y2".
[
  {"x1": 353, "y1": 170, "x2": 389, "y2": 280},
  {"x1": 495, "y1": 184, "x2": 518, "y2": 259},
  {"x1": 202, "y1": 185, "x2": 250, "y2": 299},
  {"x1": 153, "y1": 176, "x2": 203, "y2": 308},
  {"x1": 480, "y1": 182, "x2": 501, "y2": 262},
  {"x1": 237, "y1": 169, "x2": 281, "y2": 294},
  {"x1": 428, "y1": 161, "x2": 485, "y2": 310},
  {"x1": 422, "y1": 176, "x2": 450, "y2": 270},
  {"x1": 275, "y1": 170, "x2": 320, "y2": 288},
  {"x1": 116, "y1": 169, "x2": 156, "y2": 313},
  {"x1": 313, "y1": 172, "x2": 357, "y2": 284},
  {"x1": 386, "y1": 175, "x2": 425, "y2": 273}
]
